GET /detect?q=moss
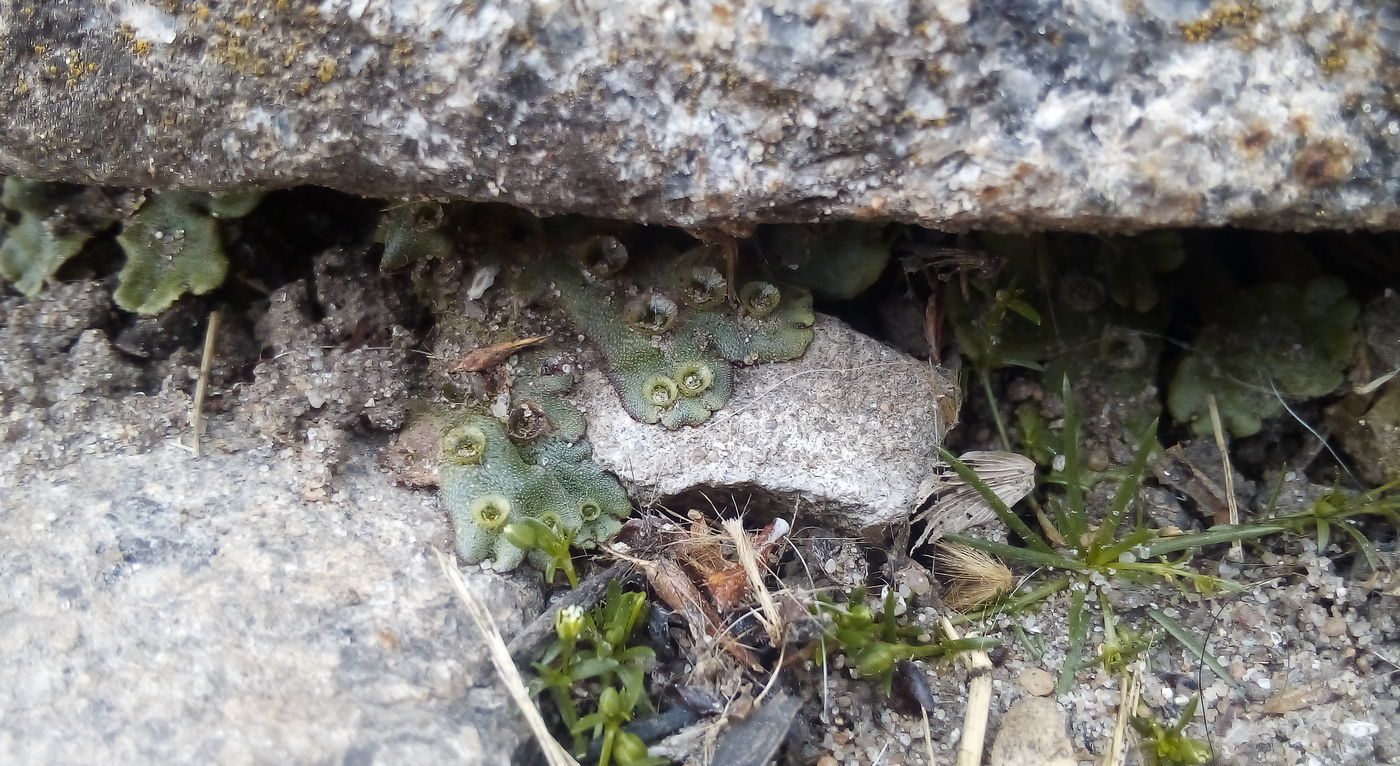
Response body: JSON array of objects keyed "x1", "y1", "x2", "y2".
[
  {"x1": 114, "y1": 190, "x2": 263, "y2": 314},
  {"x1": 1179, "y1": 3, "x2": 1262, "y2": 43},
  {"x1": 437, "y1": 355, "x2": 633, "y2": 571},
  {"x1": 532, "y1": 438, "x2": 631, "y2": 546},
  {"x1": 374, "y1": 200, "x2": 451, "y2": 270},
  {"x1": 1168, "y1": 276, "x2": 1358, "y2": 437},
  {"x1": 756, "y1": 222, "x2": 893, "y2": 300},
  {"x1": 0, "y1": 177, "x2": 118, "y2": 295},
  {"x1": 512, "y1": 367, "x2": 587, "y2": 446},
  {"x1": 439, "y1": 412, "x2": 584, "y2": 571},
  {"x1": 539, "y1": 240, "x2": 812, "y2": 428}
]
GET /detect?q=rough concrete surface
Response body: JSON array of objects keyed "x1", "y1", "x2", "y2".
[
  {"x1": 0, "y1": 277, "x2": 541, "y2": 765},
  {"x1": 1, "y1": 2, "x2": 1397, "y2": 231},
  {"x1": 578, "y1": 314, "x2": 959, "y2": 535},
  {"x1": 0, "y1": 439, "x2": 541, "y2": 765}
]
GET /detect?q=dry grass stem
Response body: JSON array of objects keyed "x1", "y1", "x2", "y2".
[
  {"x1": 937, "y1": 542, "x2": 1014, "y2": 611},
  {"x1": 1207, "y1": 395, "x2": 1242, "y2": 561},
  {"x1": 722, "y1": 517, "x2": 787, "y2": 644},
  {"x1": 189, "y1": 310, "x2": 221, "y2": 458},
  {"x1": 434, "y1": 549, "x2": 578, "y2": 766},
  {"x1": 941, "y1": 616, "x2": 994, "y2": 766},
  {"x1": 1106, "y1": 664, "x2": 1143, "y2": 766},
  {"x1": 921, "y1": 707, "x2": 937, "y2": 766}
]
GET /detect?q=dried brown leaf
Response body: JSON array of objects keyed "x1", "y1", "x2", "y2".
[
  {"x1": 450, "y1": 335, "x2": 549, "y2": 373},
  {"x1": 1262, "y1": 683, "x2": 1335, "y2": 715},
  {"x1": 913, "y1": 451, "x2": 1037, "y2": 547}
]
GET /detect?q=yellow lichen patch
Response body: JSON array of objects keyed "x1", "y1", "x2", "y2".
[
  {"x1": 1320, "y1": 44, "x2": 1347, "y2": 75},
  {"x1": 1179, "y1": 3, "x2": 1261, "y2": 43}
]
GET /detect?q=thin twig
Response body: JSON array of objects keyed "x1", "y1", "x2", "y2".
[
  {"x1": 941, "y1": 616, "x2": 993, "y2": 766},
  {"x1": 1206, "y1": 395, "x2": 1241, "y2": 561},
  {"x1": 434, "y1": 549, "x2": 579, "y2": 766},
  {"x1": 1106, "y1": 663, "x2": 1142, "y2": 766},
  {"x1": 723, "y1": 517, "x2": 785, "y2": 645},
  {"x1": 190, "y1": 310, "x2": 221, "y2": 458},
  {"x1": 921, "y1": 707, "x2": 936, "y2": 766}
]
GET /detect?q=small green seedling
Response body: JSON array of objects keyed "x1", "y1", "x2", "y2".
[
  {"x1": 1132, "y1": 696, "x2": 1211, "y2": 766},
  {"x1": 812, "y1": 587, "x2": 999, "y2": 693},
  {"x1": 1094, "y1": 589, "x2": 1153, "y2": 676},
  {"x1": 1264, "y1": 478, "x2": 1400, "y2": 570},
  {"x1": 504, "y1": 517, "x2": 580, "y2": 588},
  {"x1": 532, "y1": 581, "x2": 662, "y2": 766},
  {"x1": 944, "y1": 377, "x2": 1282, "y2": 694}
]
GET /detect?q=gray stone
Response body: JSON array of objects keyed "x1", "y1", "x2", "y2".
[
  {"x1": 0, "y1": 272, "x2": 538, "y2": 765},
  {"x1": 0, "y1": 2, "x2": 1396, "y2": 231},
  {"x1": 0, "y1": 431, "x2": 539, "y2": 765},
  {"x1": 577, "y1": 314, "x2": 959, "y2": 536}
]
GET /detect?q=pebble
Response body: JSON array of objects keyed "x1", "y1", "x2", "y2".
[
  {"x1": 1018, "y1": 667, "x2": 1055, "y2": 697},
  {"x1": 989, "y1": 697, "x2": 1075, "y2": 766},
  {"x1": 1321, "y1": 616, "x2": 1348, "y2": 637},
  {"x1": 1340, "y1": 720, "x2": 1379, "y2": 738}
]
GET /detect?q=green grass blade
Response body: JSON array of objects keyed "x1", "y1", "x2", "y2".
[
  {"x1": 956, "y1": 576, "x2": 1073, "y2": 625},
  {"x1": 944, "y1": 534, "x2": 1086, "y2": 571},
  {"x1": 1090, "y1": 418, "x2": 1159, "y2": 554},
  {"x1": 939, "y1": 447, "x2": 1055, "y2": 554},
  {"x1": 1054, "y1": 586, "x2": 1091, "y2": 695},
  {"x1": 1091, "y1": 527, "x2": 1157, "y2": 567},
  {"x1": 1335, "y1": 521, "x2": 1380, "y2": 571},
  {"x1": 1139, "y1": 524, "x2": 1287, "y2": 558},
  {"x1": 1147, "y1": 608, "x2": 1240, "y2": 691},
  {"x1": 1058, "y1": 375, "x2": 1087, "y2": 546}
]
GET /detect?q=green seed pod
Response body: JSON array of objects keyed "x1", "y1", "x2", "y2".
[
  {"x1": 442, "y1": 424, "x2": 488, "y2": 465},
  {"x1": 599, "y1": 686, "x2": 625, "y2": 719},
  {"x1": 740, "y1": 281, "x2": 781, "y2": 318},
  {"x1": 502, "y1": 521, "x2": 538, "y2": 551},
  {"x1": 644, "y1": 376, "x2": 679, "y2": 408},
  {"x1": 612, "y1": 732, "x2": 651, "y2": 766},
  {"x1": 675, "y1": 362, "x2": 714, "y2": 397},
  {"x1": 624, "y1": 292, "x2": 680, "y2": 334},
  {"x1": 855, "y1": 642, "x2": 904, "y2": 678},
  {"x1": 847, "y1": 603, "x2": 875, "y2": 627}
]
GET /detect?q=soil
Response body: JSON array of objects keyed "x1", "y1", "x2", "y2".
[{"x1": 2, "y1": 187, "x2": 1398, "y2": 765}]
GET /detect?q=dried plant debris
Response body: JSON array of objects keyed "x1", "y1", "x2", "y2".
[
  {"x1": 936, "y1": 543, "x2": 1013, "y2": 612},
  {"x1": 911, "y1": 451, "x2": 1037, "y2": 548}
]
